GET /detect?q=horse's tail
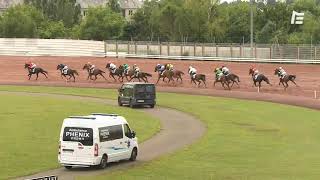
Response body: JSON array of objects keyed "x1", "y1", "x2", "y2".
[
  {"x1": 74, "y1": 70, "x2": 79, "y2": 76},
  {"x1": 100, "y1": 70, "x2": 105, "y2": 74},
  {"x1": 289, "y1": 75, "x2": 296, "y2": 81},
  {"x1": 234, "y1": 74, "x2": 240, "y2": 82},
  {"x1": 264, "y1": 76, "x2": 271, "y2": 85},
  {"x1": 200, "y1": 74, "x2": 206, "y2": 81},
  {"x1": 179, "y1": 71, "x2": 184, "y2": 75},
  {"x1": 145, "y1": 73, "x2": 152, "y2": 77},
  {"x1": 42, "y1": 69, "x2": 48, "y2": 74}
]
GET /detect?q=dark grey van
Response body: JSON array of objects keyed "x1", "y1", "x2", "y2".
[{"x1": 118, "y1": 82, "x2": 156, "y2": 108}]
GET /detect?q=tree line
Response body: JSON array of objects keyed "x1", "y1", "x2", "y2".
[{"x1": 0, "y1": 0, "x2": 319, "y2": 44}]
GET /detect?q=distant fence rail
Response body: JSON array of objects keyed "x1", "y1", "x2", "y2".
[{"x1": 0, "y1": 38, "x2": 319, "y2": 63}]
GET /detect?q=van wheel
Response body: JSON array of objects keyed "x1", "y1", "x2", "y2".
[
  {"x1": 130, "y1": 148, "x2": 138, "y2": 161},
  {"x1": 118, "y1": 99, "x2": 123, "y2": 106},
  {"x1": 64, "y1": 166, "x2": 72, "y2": 170},
  {"x1": 150, "y1": 104, "x2": 155, "y2": 108},
  {"x1": 99, "y1": 155, "x2": 108, "y2": 169}
]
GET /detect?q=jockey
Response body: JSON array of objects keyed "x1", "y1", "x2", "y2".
[
  {"x1": 61, "y1": 64, "x2": 68, "y2": 74},
  {"x1": 123, "y1": 63, "x2": 130, "y2": 75},
  {"x1": 88, "y1": 62, "x2": 95, "y2": 73},
  {"x1": 221, "y1": 65, "x2": 230, "y2": 75},
  {"x1": 166, "y1": 63, "x2": 174, "y2": 71},
  {"x1": 188, "y1": 66, "x2": 197, "y2": 78},
  {"x1": 215, "y1": 67, "x2": 223, "y2": 80},
  {"x1": 278, "y1": 67, "x2": 287, "y2": 79},
  {"x1": 108, "y1": 62, "x2": 117, "y2": 73},
  {"x1": 251, "y1": 66, "x2": 259, "y2": 80},
  {"x1": 133, "y1": 64, "x2": 140, "y2": 77},
  {"x1": 27, "y1": 61, "x2": 37, "y2": 73},
  {"x1": 156, "y1": 64, "x2": 166, "y2": 75}
]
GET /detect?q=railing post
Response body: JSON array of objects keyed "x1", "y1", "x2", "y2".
[
  {"x1": 159, "y1": 42, "x2": 162, "y2": 56},
  {"x1": 216, "y1": 44, "x2": 218, "y2": 57},
  {"x1": 240, "y1": 45, "x2": 242, "y2": 58},
  {"x1": 230, "y1": 44, "x2": 233, "y2": 58},
  {"x1": 180, "y1": 43, "x2": 183, "y2": 56},
  {"x1": 147, "y1": 43, "x2": 150, "y2": 55},
  {"x1": 116, "y1": 41, "x2": 119, "y2": 58},
  {"x1": 127, "y1": 41, "x2": 130, "y2": 55},
  {"x1": 297, "y1": 45, "x2": 300, "y2": 63},
  {"x1": 134, "y1": 42, "x2": 137, "y2": 55},
  {"x1": 104, "y1": 40, "x2": 107, "y2": 57},
  {"x1": 315, "y1": 46, "x2": 317, "y2": 60},
  {"x1": 167, "y1": 42, "x2": 170, "y2": 56},
  {"x1": 270, "y1": 45, "x2": 272, "y2": 59},
  {"x1": 254, "y1": 44, "x2": 257, "y2": 59},
  {"x1": 194, "y1": 43, "x2": 196, "y2": 56},
  {"x1": 202, "y1": 44, "x2": 204, "y2": 57}
]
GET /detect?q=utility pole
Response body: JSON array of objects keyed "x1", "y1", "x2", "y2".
[{"x1": 250, "y1": 0, "x2": 254, "y2": 58}]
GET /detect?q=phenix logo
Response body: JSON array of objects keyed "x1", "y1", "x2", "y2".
[{"x1": 291, "y1": 11, "x2": 304, "y2": 25}]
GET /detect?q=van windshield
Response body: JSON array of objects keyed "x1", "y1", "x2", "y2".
[
  {"x1": 63, "y1": 127, "x2": 93, "y2": 146},
  {"x1": 135, "y1": 84, "x2": 155, "y2": 94}
]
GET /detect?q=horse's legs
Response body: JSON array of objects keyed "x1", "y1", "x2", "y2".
[
  {"x1": 36, "y1": 73, "x2": 39, "y2": 80},
  {"x1": 203, "y1": 80, "x2": 206, "y2": 88},
  {"x1": 28, "y1": 74, "x2": 32, "y2": 80},
  {"x1": 100, "y1": 73, "x2": 107, "y2": 81},
  {"x1": 111, "y1": 74, "x2": 116, "y2": 82},
  {"x1": 290, "y1": 80, "x2": 298, "y2": 86},
  {"x1": 156, "y1": 76, "x2": 161, "y2": 84}
]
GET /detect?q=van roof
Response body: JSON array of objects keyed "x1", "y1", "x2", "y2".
[
  {"x1": 63, "y1": 113, "x2": 128, "y2": 128},
  {"x1": 123, "y1": 82, "x2": 154, "y2": 85}
]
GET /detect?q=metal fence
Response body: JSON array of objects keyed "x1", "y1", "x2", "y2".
[
  {"x1": 106, "y1": 40, "x2": 320, "y2": 63},
  {"x1": 0, "y1": 38, "x2": 319, "y2": 63}
]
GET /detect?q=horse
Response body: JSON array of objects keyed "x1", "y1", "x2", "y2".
[
  {"x1": 154, "y1": 66, "x2": 175, "y2": 84},
  {"x1": 106, "y1": 63, "x2": 125, "y2": 82},
  {"x1": 213, "y1": 69, "x2": 231, "y2": 90},
  {"x1": 24, "y1": 64, "x2": 48, "y2": 80},
  {"x1": 190, "y1": 73, "x2": 206, "y2": 87},
  {"x1": 154, "y1": 65, "x2": 184, "y2": 84},
  {"x1": 56, "y1": 64, "x2": 78, "y2": 82},
  {"x1": 130, "y1": 71, "x2": 152, "y2": 83},
  {"x1": 274, "y1": 68, "x2": 298, "y2": 90},
  {"x1": 249, "y1": 68, "x2": 272, "y2": 88},
  {"x1": 82, "y1": 64, "x2": 107, "y2": 81}
]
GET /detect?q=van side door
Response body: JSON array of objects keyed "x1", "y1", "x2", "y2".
[
  {"x1": 98, "y1": 125, "x2": 125, "y2": 162},
  {"x1": 121, "y1": 124, "x2": 133, "y2": 159}
]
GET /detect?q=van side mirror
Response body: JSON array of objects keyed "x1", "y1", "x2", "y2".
[{"x1": 131, "y1": 131, "x2": 136, "y2": 138}]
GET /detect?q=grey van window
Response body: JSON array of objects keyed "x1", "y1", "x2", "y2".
[
  {"x1": 99, "y1": 125, "x2": 123, "y2": 142},
  {"x1": 123, "y1": 87, "x2": 133, "y2": 97},
  {"x1": 124, "y1": 124, "x2": 131, "y2": 138},
  {"x1": 136, "y1": 85, "x2": 155, "y2": 93},
  {"x1": 63, "y1": 127, "x2": 93, "y2": 146}
]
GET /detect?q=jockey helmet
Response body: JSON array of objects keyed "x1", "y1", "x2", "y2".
[
  {"x1": 189, "y1": 66, "x2": 192, "y2": 69},
  {"x1": 279, "y1": 67, "x2": 283, "y2": 70},
  {"x1": 87, "y1": 62, "x2": 91, "y2": 65},
  {"x1": 222, "y1": 65, "x2": 225, "y2": 68}
]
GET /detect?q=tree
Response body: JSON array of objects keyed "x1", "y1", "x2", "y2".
[
  {"x1": 78, "y1": 7, "x2": 125, "y2": 40},
  {"x1": 107, "y1": 0, "x2": 121, "y2": 13},
  {"x1": 24, "y1": 0, "x2": 81, "y2": 27},
  {"x1": 0, "y1": 5, "x2": 44, "y2": 38},
  {"x1": 39, "y1": 21, "x2": 69, "y2": 39}
]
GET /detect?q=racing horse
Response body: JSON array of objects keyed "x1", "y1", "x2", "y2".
[
  {"x1": 106, "y1": 63, "x2": 125, "y2": 82},
  {"x1": 154, "y1": 65, "x2": 184, "y2": 84},
  {"x1": 129, "y1": 71, "x2": 152, "y2": 83},
  {"x1": 154, "y1": 65, "x2": 175, "y2": 84},
  {"x1": 56, "y1": 64, "x2": 78, "y2": 82},
  {"x1": 274, "y1": 68, "x2": 298, "y2": 90},
  {"x1": 83, "y1": 64, "x2": 107, "y2": 81},
  {"x1": 190, "y1": 73, "x2": 206, "y2": 87},
  {"x1": 24, "y1": 63, "x2": 48, "y2": 80},
  {"x1": 213, "y1": 69, "x2": 231, "y2": 90},
  {"x1": 249, "y1": 68, "x2": 272, "y2": 88}
]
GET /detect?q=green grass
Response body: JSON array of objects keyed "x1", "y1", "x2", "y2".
[
  {"x1": 0, "y1": 92, "x2": 159, "y2": 180},
  {"x1": 1, "y1": 85, "x2": 320, "y2": 180}
]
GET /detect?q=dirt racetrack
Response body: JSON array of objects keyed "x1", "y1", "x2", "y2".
[{"x1": 1, "y1": 55, "x2": 320, "y2": 100}]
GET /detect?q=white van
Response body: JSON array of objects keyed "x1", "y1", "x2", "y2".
[{"x1": 58, "y1": 113, "x2": 138, "y2": 169}]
